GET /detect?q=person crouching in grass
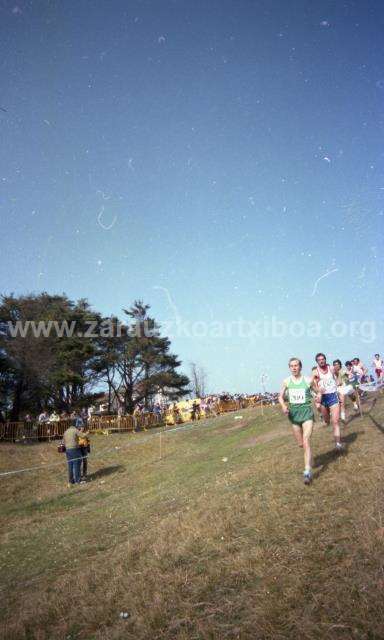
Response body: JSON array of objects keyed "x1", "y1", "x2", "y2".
[
  {"x1": 78, "y1": 425, "x2": 90, "y2": 481},
  {"x1": 279, "y1": 358, "x2": 316, "y2": 485}
]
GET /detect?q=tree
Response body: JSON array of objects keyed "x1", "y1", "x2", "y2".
[
  {"x1": 96, "y1": 301, "x2": 189, "y2": 413},
  {"x1": 0, "y1": 294, "x2": 189, "y2": 419},
  {"x1": 0, "y1": 293, "x2": 102, "y2": 419},
  {"x1": 189, "y1": 362, "x2": 207, "y2": 398},
  {"x1": 49, "y1": 298, "x2": 103, "y2": 412},
  {"x1": 92, "y1": 315, "x2": 123, "y2": 413},
  {"x1": 0, "y1": 350, "x2": 15, "y2": 421}
]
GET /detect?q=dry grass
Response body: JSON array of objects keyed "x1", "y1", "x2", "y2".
[{"x1": 1, "y1": 398, "x2": 384, "y2": 640}]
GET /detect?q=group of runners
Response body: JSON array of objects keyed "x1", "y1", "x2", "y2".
[{"x1": 278, "y1": 353, "x2": 383, "y2": 485}]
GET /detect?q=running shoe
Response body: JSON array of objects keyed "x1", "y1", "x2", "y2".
[
  {"x1": 341, "y1": 409, "x2": 346, "y2": 421},
  {"x1": 303, "y1": 471, "x2": 313, "y2": 485},
  {"x1": 335, "y1": 442, "x2": 345, "y2": 454}
]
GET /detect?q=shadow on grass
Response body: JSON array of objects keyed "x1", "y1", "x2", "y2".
[
  {"x1": 345, "y1": 412, "x2": 363, "y2": 426},
  {"x1": 345, "y1": 397, "x2": 377, "y2": 427},
  {"x1": 88, "y1": 465, "x2": 125, "y2": 480},
  {"x1": 1, "y1": 490, "x2": 91, "y2": 517},
  {"x1": 347, "y1": 397, "x2": 383, "y2": 433},
  {"x1": 367, "y1": 414, "x2": 384, "y2": 435},
  {"x1": 313, "y1": 432, "x2": 358, "y2": 478}
]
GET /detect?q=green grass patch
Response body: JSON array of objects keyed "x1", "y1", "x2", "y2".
[{"x1": 1, "y1": 401, "x2": 384, "y2": 639}]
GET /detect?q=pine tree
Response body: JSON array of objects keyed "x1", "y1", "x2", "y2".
[{"x1": 96, "y1": 301, "x2": 189, "y2": 413}]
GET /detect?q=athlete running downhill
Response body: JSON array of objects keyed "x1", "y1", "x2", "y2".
[
  {"x1": 333, "y1": 359, "x2": 359, "y2": 416},
  {"x1": 313, "y1": 353, "x2": 344, "y2": 453},
  {"x1": 332, "y1": 359, "x2": 347, "y2": 422},
  {"x1": 352, "y1": 357, "x2": 368, "y2": 383},
  {"x1": 279, "y1": 357, "x2": 316, "y2": 485}
]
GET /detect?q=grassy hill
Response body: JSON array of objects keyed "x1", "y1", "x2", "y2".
[{"x1": 1, "y1": 397, "x2": 384, "y2": 639}]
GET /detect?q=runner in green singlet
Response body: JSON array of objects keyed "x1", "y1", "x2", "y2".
[{"x1": 279, "y1": 357, "x2": 316, "y2": 485}]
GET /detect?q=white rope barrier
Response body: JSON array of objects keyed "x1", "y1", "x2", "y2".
[{"x1": 0, "y1": 407, "x2": 264, "y2": 479}]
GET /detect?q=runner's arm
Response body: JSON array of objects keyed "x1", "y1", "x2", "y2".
[
  {"x1": 278, "y1": 381, "x2": 289, "y2": 414},
  {"x1": 310, "y1": 373, "x2": 322, "y2": 403},
  {"x1": 310, "y1": 372, "x2": 320, "y2": 392}
]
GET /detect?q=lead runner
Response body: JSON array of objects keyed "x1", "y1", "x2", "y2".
[{"x1": 279, "y1": 357, "x2": 316, "y2": 485}]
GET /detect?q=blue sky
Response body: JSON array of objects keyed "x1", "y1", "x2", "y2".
[{"x1": 1, "y1": 0, "x2": 383, "y2": 391}]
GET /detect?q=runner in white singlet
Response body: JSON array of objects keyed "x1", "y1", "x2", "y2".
[
  {"x1": 312, "y1": 353, "x2": 344, "y2": 453},
  {"x1": 352, "y1": 357, "x2": 368, "y2": 383},
  {"x1": 332, "y1": 359, "x2": 347, "y2": 421},
  {"x1": 333, "y1": 359, "x2": 360, "y2": 415}
]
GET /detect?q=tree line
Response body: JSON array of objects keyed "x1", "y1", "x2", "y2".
[{"x1": 0, "y1": 294, "x2": 190, "y2": 421}]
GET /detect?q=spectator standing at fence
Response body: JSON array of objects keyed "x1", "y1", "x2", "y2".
[
  {"x1": 72, "y1": 412, "x2": 84, "y2": 428},
  {"x1": 78, "y1": 425, "x2": 90, "y2": 481},
  {"x1": 134, "y1": 404, "x2": 144, "y2": 420},
  {"x1": 63, "y1": 421, "x2": 83, "y2": 486},
  {"x1": 191, "y1": 400, "x2": 201, "y2": 421},
  {"x1": 38, "y1": 410, "x2": 49, "y2": 423},
  {"x1": 172, "y1": 403, "x2": 181, "y2": 424}
]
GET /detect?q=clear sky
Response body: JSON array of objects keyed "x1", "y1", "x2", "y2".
[{"x1": 1, "y1": 0, "x2": 383, "y2": 391}]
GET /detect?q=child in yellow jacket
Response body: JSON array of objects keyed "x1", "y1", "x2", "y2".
[{"x1": 78, "y1": 427, "x2": 90, "y2": 480}]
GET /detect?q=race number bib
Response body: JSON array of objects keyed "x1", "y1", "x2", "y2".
[{"x1": 288, "y1": 388, "x2": 305, "y2": 404}]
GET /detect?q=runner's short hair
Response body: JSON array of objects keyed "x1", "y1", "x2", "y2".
[
  {"x1": 333, "y1": 359, "x2": 342, "y2": 367},
  {"x1": 345, "y1": 360, "x2": 352, "y2": 367},
  {"x1": 375, "y1": 353, "x2": 380, "y2": 358},
  {"x1": 315, "y1": 352, "x2": 326, "y2": 361},
  {"x1": 288, "y1": 357, "x2": 302, "y2": 369}
]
